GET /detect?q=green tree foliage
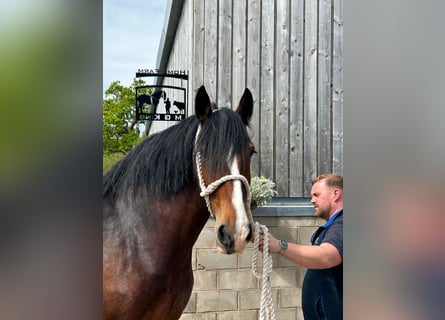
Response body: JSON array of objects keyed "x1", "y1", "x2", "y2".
[
  {"x1": 103, "y1": 79, "x2": 149, "y2": 155},
  {"x1": 103, "y1": 79, "x2": 151, "y2": 172},
  {"x1": 103, "y1": 152, "x2": 125, "y2": 173}
]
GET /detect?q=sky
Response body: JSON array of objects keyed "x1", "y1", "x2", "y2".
[{"x1": 103, "y1": 0, "x2": 168, "y2": 94}]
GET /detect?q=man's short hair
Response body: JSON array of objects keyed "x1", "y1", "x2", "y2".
[{"x1": 312, "y1": 174, "x2": 343, "y2": 189}]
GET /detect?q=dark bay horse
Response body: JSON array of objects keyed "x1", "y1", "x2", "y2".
[{"x1": 103, "y1": 85, "x2": 255, "y2": 320}]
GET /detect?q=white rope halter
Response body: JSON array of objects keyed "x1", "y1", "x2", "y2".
[
  {"x1": 252, "y1": 221, "x2": 276, "y2": 320},
  {"x1": 194, "y1": 125, "x2": 251, "y2": 217}
]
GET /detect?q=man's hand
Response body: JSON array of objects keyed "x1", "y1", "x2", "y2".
[{"x1": 257, "y1": 230, "x2": 281, "y2": 254}]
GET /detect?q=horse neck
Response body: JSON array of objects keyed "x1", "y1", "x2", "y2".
[
  {"x1": 126, "y1": 183, "x2": 209, "y2": 256},
  {"x1": 169, "y1": 185, "x2": 210, "y2": 249}
]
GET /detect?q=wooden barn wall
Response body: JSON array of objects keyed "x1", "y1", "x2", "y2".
[{"x1": 156, "y1": 0, "x2": 343, "y2": 197}]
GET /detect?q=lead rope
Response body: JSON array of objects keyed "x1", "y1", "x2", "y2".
[{"x1": 252, "y1": 221, "x2": 276, "y2": 320}]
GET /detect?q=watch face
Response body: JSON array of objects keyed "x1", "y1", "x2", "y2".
[{"x1": 280, "y1": 240, "x2": 288, "y2": 249}]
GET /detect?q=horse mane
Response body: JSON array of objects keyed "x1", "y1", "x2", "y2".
[{"x1": 103, "y1": 107, "x2": 250, "y2": 204}]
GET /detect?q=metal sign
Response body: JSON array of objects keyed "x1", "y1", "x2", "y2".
[{"x1": 135, "y1": 70, "x2": 188, "y2": 121}]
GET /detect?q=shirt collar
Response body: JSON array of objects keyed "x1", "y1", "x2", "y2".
[{"x1": 322, "y1": 209, "x2": 343, "y2": 228}]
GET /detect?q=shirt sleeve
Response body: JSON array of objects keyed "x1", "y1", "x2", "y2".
[{"x1": 321, "y1": 219, "x2": 343, "y2": 258}]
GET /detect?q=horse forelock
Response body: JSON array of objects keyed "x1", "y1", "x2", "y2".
[{"x1": 196, "y1": 108, "x2": 251, "y2": 179}]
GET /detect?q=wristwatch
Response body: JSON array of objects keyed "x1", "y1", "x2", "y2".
[{"x1": 279, "y1": 240, "x2": 288, "y2": 254}]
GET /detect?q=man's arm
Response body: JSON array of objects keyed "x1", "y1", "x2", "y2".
[{"x1": 265, "y1": 233, "x2": 342, "y2": 269}]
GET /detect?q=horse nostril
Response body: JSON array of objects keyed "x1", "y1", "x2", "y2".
[
  {"x1": 217, "y1": 225, "x2": 232, "y2": 248},
  {"x1": 246, "y1": 224, "x2": 253, "y2": 242}
]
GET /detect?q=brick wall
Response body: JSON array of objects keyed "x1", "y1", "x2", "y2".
[{"x1": 180, "y1": 216, "x2": 324, "y2": 320}]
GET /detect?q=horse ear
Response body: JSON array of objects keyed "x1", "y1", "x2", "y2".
[
  {"x1": 236, "y1": 88, "x2": 253, "y2": 126},
  {"x1": 195, "y1": 85, "x2": 213, "y2": 122}
]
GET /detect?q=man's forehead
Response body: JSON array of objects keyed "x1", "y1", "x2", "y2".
[{"x1": 312, "y1": 180, "x2": 329, "y2": 192}]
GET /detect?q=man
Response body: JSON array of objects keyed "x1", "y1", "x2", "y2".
[{"x1": 259, "y1": 174, "x2": 343, "y2": 320}]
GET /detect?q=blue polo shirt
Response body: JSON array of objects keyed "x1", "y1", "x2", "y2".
[{"x1": 302, "y1": 210, "x2": 343, "y2": 320}]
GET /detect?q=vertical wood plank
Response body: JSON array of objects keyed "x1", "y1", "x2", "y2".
[
  {"x1": 187, "y1": 0, "x2": 194, "y2": 117},
  {"x1": 289, "y1": 0, "x2": 305, "y2": 197},
  {"x1": 217, "y1": 0, "x2": 233, "y2": 108},
  {"x1": 232, "y1": 0, "x2": 247, "y2": 109},
  {"x1": 171, "y1": 6, "x2": 189, "y2": 118},
  {"x1": 193, "y1": 0, "x2": 205, "y2": 91},
  {"x1": 303, "y1": 0, "x2": 318, "y2": 195},
  {"x1": 275, "y1": 0, "x2": 290, "y2": 196},
  {"x1": 332, "y1": 0, "x2": 343, "y2": 175},
  {"x1": 246, "y1": 0, "x2": 261, "y2": 175},
  {"x1": 260, "y1": 0, "x2": 275, "y2": 181},
  {"x1": 204, "y1": 0, "x2": 218, "y2": 100},
  {"x1": 318, "y1": 0, "x2": 332, "y2": 174}
]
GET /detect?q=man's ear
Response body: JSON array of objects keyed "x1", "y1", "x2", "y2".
[
  {"x1": 195, "y1": 85, "x2": 213, "y2": 123},
  {"x1": 332, "y1": 188, "x2": 342, "y2": 202}
]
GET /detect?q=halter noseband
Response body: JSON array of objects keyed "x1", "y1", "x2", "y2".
[{"x1": 194, "y1": 125, "x2": 252, "y2": 217}]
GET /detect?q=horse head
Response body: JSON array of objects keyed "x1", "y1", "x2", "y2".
[{"x1": 194, "y1": 85, "x2": 255, "y2": 254}]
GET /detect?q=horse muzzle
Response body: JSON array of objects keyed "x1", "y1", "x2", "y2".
[{"x1": 216, "y1": 223, "x2": 253, "y2": 254}]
